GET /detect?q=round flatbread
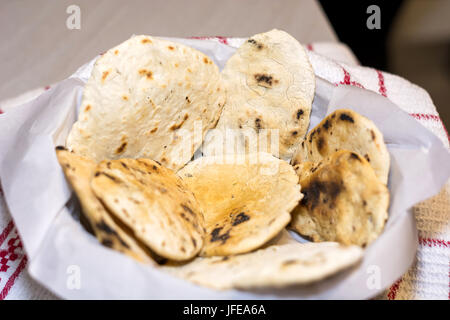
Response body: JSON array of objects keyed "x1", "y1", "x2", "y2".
[
  {"x1": 290, "y1": 150, "x2": 389, "y2": 247},
  {"x1": 67, "y1": 35, "x2": 225, "y2": 171},
  {"x1": 204, "y1": 29, "x2": 315, "y2": 160},
  {"x1": 90, "y1": 158, "x2": 205, "y2": 261},
  {"x1": 178, "y1": 153, "x2": 302, "y2": 256},
  {"x1": 163, "y1": 241, "x2": 362, "y2": 290},
  {"x1": 291, "y1": 109, "x2": 390, "y2": 184},
  {"x1": 55, "y1": 148, "x2": 155, "y2": 264}
]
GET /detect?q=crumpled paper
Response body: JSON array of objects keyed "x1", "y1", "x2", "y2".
[{"x1": 0, "y1": 38, "x2": 449, "y2": 299}]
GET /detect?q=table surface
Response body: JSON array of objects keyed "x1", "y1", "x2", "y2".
[{"x1": 0, "y1": 0, "x2": 336, "y2": 101}]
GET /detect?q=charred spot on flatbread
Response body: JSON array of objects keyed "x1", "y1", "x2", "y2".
[{"x1": 254, "y1": 73, "x2": 278, "y2": 88}]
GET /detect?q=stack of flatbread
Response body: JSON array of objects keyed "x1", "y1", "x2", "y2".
[{"x1": 57, "y1": 30, "x2": 391, "y2": 291}]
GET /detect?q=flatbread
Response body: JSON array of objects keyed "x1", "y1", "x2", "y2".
[
  {"x1": 162, "y1": 241, "x2": 363, "y2": 290},
  {"x1": 203, "y1": 29, "x2": 315, "y2": 160},
  {"x1": 291, "y1": 109, "x2": 390, "y2": 184},
  {"x1": 290, "y1": 150, "x2": 389, "y2": 247},
  {"x1": 55, "y1": 147, "x2": 155, "y2": 264},
  {"x1": 67, "y1": 35, "x2": 225, "y2": 171},
  {"x1": 178, "y1": 153, "x2": 302, "y2": 256},
  {"x1": 90, "y1": 158, "x2": 205, "y2": 261}
]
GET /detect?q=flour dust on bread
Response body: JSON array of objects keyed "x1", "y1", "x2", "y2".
[{"x1": 67, "y1": 35, "x2": 225, "y2": 171}]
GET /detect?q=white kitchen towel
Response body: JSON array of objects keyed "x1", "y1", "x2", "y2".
[{"x1": 0, "y1": 37, "x2": 448, "y2": 300}]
